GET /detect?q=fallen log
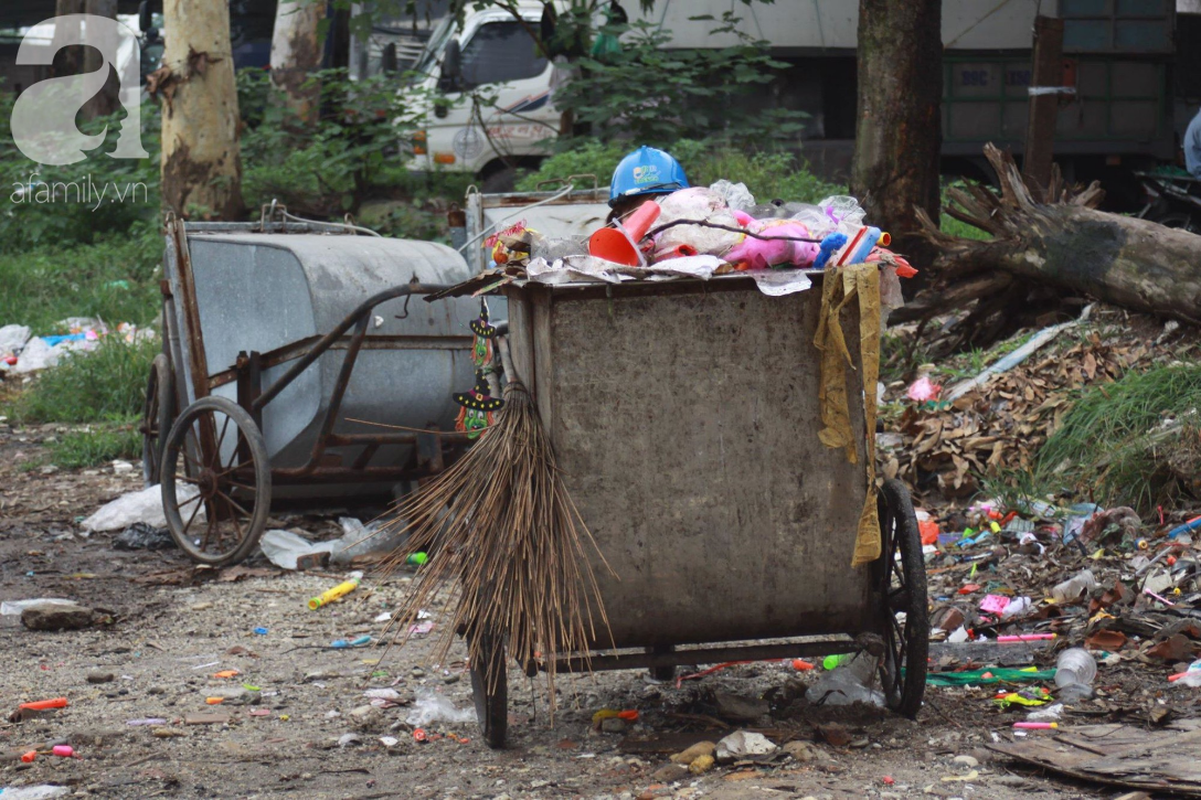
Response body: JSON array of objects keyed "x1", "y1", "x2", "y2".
[{"x1": 911, "y1": 144, "x2": 1201, "y2": 328}]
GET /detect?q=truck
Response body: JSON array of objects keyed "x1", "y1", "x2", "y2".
[{"x1": 397, "y1": 0, "x2": 1183, "y2": 199}]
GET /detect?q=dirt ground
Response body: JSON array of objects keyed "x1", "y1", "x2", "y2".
[{"x1": 0, "y1": 427, "x2": 1175, "y2": 799}]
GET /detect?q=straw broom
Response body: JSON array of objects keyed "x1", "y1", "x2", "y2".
[{"x1": 377, "y1": 336, "x2": 613, "y2": 714}]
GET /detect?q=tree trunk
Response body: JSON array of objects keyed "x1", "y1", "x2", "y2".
[
  {"x1": 913, "y1": 144, "x2": 1201, "y2": 326},
  {"x1": 270, "y1": 0, "x2": 324, "y2": 124},
  {"x1": 159, "y1": 0, "x2": 244, "y2": 220},
  {"x1": 51, "y1": 0, "x2": 86, "y2": 77},
  {"x1": 82, "y1": 0, "x2": 120, "y2": 119},
  {"x1": 851, "y1": 0, "x2": 942, "y2": 269}
]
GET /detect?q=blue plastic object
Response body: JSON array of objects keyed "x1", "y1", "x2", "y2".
[
  {"x1": 331, "y1": 635, "x2": 373, "y2": 649},
  {"x1": 609, "y1": 146, "x2": 689, "y2": 206},
  {"x1": 842, "y1": 226, "x2": 883, "y2": 265},
  {"x1": 1168, "y1": 515, "x2": 1201, "y2": 539},
  {"x1": 253, "y1": 627, "x2": 268, "y2": 635},
  {"x1": 813, "y1": 232, "x2": 847, "y2": 269}
]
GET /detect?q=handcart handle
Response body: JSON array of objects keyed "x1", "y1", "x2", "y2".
[{"x1": 252, "y1": 282, "x2": 450, "y2": 412}]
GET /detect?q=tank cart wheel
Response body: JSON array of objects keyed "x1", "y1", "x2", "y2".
[
  {"x1": 141, "y1": 354, "x2": 175, "y2": 487},
  {"x1": 469, "y1": 632, "x2": 508, "y2": 749},
  {"x1": 876, "y1": 478, "x2": 929, "y2": 718},
  {"x1": 161, "y1": 396, "x2": 270, "y2": 566}
]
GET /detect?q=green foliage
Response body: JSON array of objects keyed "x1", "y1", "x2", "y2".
[
  {"x1": 240, "y1": 68, "x2": 438, "y2": 217},
  {"x1": 0, "y1": 223, "x2": 161, "y2": 335},
  {"x1": 8, "y1": 336, "x2": 158, "y2": 424},
  {"x1": 46, "y1": 424, "x2": 142, "y2": 469},
  {"x1": 518, "y1": 137, "x2": 842, "y2": 204},
  {"x1": 557, "y1": 16, "x2": 806, "y2": 146},
  {"x1": 0, "y1": 89, "x2": 160, "y2": 253},
  {"x1": 1035, "y1": 364, "x2": 1201, "y2": 514}
]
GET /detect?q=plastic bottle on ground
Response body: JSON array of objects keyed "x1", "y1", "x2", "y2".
[{"x1": 1050, "y1": 569, "x2": 1097, "y2": 604}]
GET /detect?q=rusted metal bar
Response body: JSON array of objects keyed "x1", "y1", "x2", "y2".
[
  {"x1": 269, "y1": 466, "x2": 449, "y2": 484},
  {"x1": 207, "y1": 334, "x2": 472, "y2": 390},
  {"x1": 350, "y1": 443, "x2": 381, "y2": 470},
  {"x1": 250, "y1": 283, "x2": 449, "y2": 412},
  {"x1": 546, "y1": 641, "x2": 861, "y2": 674},
  {"x1": 302, "y1": 315, "x2": 371, "y2": 474}
]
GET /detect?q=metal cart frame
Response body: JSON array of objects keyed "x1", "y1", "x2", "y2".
[
  {"x1": 141, "y1": 215, "x2": 474, "y2": 565},
  {"x1": 465, "y1": 274, "x2": 928, "y2": 747}
]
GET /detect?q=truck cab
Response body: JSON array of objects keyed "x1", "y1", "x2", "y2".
[{"x1": 406, "y1": 3, "x2": 559, "y2": 191}]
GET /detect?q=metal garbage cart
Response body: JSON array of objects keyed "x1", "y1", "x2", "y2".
[
  {"x1": 141, "y1": 210, "x2": 485, "y2": 565},
  {"x1": 468, "y1": 273, "x2": 928, "y2": 747}
]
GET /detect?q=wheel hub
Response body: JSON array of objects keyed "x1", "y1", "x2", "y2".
[{"x1": 197, "y1": 469, "x2": 218, "y2": 497}]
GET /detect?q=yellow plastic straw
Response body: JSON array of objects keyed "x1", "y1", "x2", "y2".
[{"x1": 308, "y1": 578, "x2": 360, "y2": 610}]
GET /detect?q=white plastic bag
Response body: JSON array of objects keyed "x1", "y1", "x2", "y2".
[
  {"x1": 708, "y1": 180, "x2": 756, "y2": 213},
  {"x1": 13, "y1": 338, "x2": 61, "y2": 373},
  {"x1": 404, "y1": 690, "x2": 477, "y2": 727},
  {"x1": 804, "y1": 653, "x2": 885, "y2": 707},
  {"x1": 259, "y1": 530, "x2": 334, "y2": 570},
  {"x1": 0, "y1": 324, "x2": 31, "y2": 356},
  {"x1": 80, "y1": 484, "x2": 202, "y2": 533},
  {"x1": 1, "y1": 598, "x2": 75, "y2": 616}
]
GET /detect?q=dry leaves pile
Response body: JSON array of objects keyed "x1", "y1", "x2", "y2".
[{"x1": 881, "y1": 328, "x2": 1147, "y2": 505}]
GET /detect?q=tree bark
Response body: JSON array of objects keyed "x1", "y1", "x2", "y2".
[
  {"x1": 851, "y1": 0, "x2": 943, "y2": 269},
  {"x1": 51, "y1": 0, "x2": 86, "y2": 77},
  {"x1": 270, "y1": 0, "x2": 324, "y2": 124},
  {"x1": 82, "y1": 0, "x2": 120, "y2": 119},
  {"x1": 915, "y1": 145, "x2": 1201, "y2": 325},
  {"x1": 159, "y1": 0, "x2": 244, "y2": 220}
]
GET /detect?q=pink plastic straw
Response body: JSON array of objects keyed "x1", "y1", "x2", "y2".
[
  {"x1": 1013, "y1": 722, "x2": 1057, "y2": 729},
  {"x1": 997, "y1": 633, "x2": 1056, "y2": 642},
  {"x1": 1144, "y1": 587, "x2": 1176, "y2": 607}
]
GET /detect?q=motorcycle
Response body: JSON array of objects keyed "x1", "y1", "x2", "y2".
[{"x1": 1135, "y1": 171, "x2": 1201, "y2": 233}]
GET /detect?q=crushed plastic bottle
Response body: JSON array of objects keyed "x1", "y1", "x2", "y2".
[
  {"x1": 404, "y1": 689, "x2": 477, "y2": 727},
  {"x1": 1170, "y1": 659, "x2": 1201, "y2": 687},
  {"x1": 804, "y1": 652, "x2": 885, "y2": 707},
  {"x1": 1050, "y1": 569, "x2": 1097, "y2": 604}
]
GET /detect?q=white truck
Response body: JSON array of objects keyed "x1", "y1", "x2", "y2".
[{"x1": 399, "y1": 0, "x2": 1178, "y2": 191}]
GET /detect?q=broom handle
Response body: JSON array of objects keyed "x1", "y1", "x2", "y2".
[{"x1": 496, "y1": 335, "x2": 520, "y2": 387}]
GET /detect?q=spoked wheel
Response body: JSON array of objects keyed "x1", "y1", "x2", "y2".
[
  {"x1": 141, "y1": 354, "x2": 175, "y2": 486},
  {"x1": 469, "y1": 632, "x2": 508, "y2": 749},
  {"x1": 875, "y1": 478, "x2": 928, "y2": 718},
  {"x1": 161, "y1": 396, "x2": 270, "y2": 566}
]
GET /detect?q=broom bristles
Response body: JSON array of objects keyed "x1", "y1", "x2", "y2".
[{"x1": 376, "y1": 377, "x2": 614, "y2": 717}]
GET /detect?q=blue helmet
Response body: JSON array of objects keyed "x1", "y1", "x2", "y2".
[{"x1": 609, "y1": 146, "x2": 689, "y2": 206}]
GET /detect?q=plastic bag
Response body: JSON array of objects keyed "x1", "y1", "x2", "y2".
[
  {"x1": 259, "y1": 530, "x2": 334, "y2": 570},
  {"x1": 0, "y1": 787, "x2": 71, "y2": 799},
  {"x1": 404, "y1": 690, "x2": 477, "y2": 727},
  {"x1": 804, "y1": 653, "x2": 885, "y2": 707},
  {"x1": 708, "y1": 180, "x2": 756, "y2": 213},
  {"x1": 0, "y1": 324, "x2": 31, "y2": 356},
  {"x1": 80, "y1": 484, "x2": 203, "y2": 533},
  {"x1": 13, "y1": 337, "x2": 62, "y2": 373},
  {"x1": 819, "y1": 195, "x2": 867, "y2": 228},
  {"x1": 332, "y1": 517, "x2": 406, "y2": 565},
  {"x1": 652, "y1": 187, "x2": 743, "y2": 259},
  {"x1": 0, "y1": 598, "x2": 75, "y2": 616}
]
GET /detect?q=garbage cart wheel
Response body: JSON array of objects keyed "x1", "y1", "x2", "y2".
[
  {"x1": 141, "y1": 354, "x2": 174, "y2": 486},
  {"x1": 469, "y1": 633, "x2": 508, "y2": 749},
  {"x1": 876, "y1": 478, "x2": 928, "y2": 718},
  {"x1": 161, "y1": 396, "x2": 271, "y2": 566}
]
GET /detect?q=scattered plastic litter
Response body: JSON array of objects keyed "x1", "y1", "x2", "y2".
[
  {"x1": 113, "y1": 523, "x2": 175, "y2": 551},
  {"x1": 404, "y1": 690, "x2": 477, "y2": 728},
  {"x1": 81, "y1": 485, "x2": 202, "y2": 533},
  {"x1": 804, "y1": 652, "x2": 885, "y2": 707}
]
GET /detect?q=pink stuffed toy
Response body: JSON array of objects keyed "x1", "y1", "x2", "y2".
[{"x1": 724, "y1": 210, "x2": 820, "y2": 271}]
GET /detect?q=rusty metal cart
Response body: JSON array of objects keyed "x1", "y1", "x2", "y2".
[
  {"x1": 141, "y1": 211, "x2": 483, "y2": 565},
  {"x1": 467, "y1": 273, "x2": 928, "y2": 747}
]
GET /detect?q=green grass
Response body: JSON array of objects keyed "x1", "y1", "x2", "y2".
[
  {"x1": 45, "y1": 424, "x2": 141, "y2": 469},
  {"x1": 6, "y1": 336, "x2": 157, "y2": 424},
  {"x1": 0, "y1": 223, "x2": 160, "y2": 336},
  {"x1": 1034, "y1": 363, "x2": 1201, "y2": 513},
  {"x1": 939, "y1": 179, "x2": 993, "y2": 241}
]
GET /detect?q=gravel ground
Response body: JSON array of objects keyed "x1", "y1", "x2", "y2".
[{"x1": 0, "y1": 426, "x2": 1127, "y2": 799}]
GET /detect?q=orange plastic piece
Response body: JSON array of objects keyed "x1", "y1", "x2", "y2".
[
  {"x1": 617, "y1": 710, "x2": 639, "y2": 721},
  {"x1": 205, "y1": 697, "x2": 224, "y2": 705},
  {"x1": 212, "y1": 670, "x2": 239, "y2": 679},
  {"x1": 919, "y1": 520, "x2": 940, "y2": 546},
  {"x1": 791, "y1": 659, "x2": 815, "y2": 671},
  {"x1": 19, "y1": 697, "x2": 68, "y2": 711},
  {"x1": 20, "y1": 751, "x2": 36, "y2": 763}
]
